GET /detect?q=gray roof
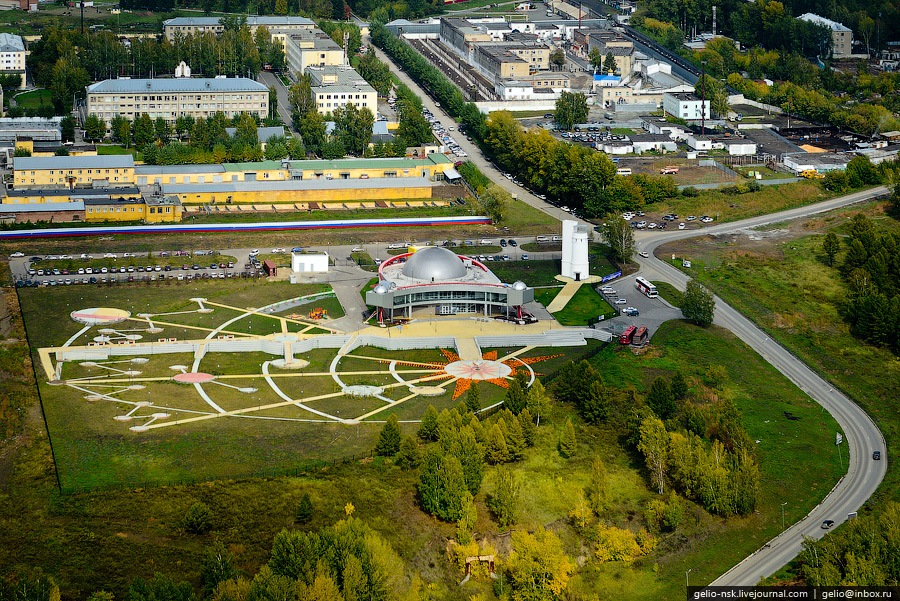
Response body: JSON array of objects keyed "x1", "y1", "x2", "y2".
[
  {"x1": 160, "y1": 177, "x2": 439, "y2": 194},
  {"x1": 224, "y1": 126, "x2": 285, "y2": 143},
  {"x1": 163, "y1": 16, "x2": 314, "y2": 27},
  {"x1": 146, "y1": 195, "x2": 182, "y2": 207},
  {"x1": 798, "y1": 13, "x2": 851, "y2": 32},
  {"x1": 6, "y1": 186, "x2": 140, "y2": 197},
  {"x1": 12, "y1": 155, "x2": 135, "y2": 170},
  {"x1": 0, "y1": 201, "x2": 84, "y2": 213},
  {"x1": 86, "y1": 77, "x2": 267, "y2": 94},
  {"x1": 401, "y1": 246, "x2": 467, "y2": 281},
  {"x1": 0, "y1": 33, "x2": 24, "y2": 53},
  {"x1": 136, "y1": 164, "x2": 225, "y2": 175}
]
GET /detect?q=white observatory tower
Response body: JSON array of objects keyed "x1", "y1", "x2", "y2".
[{"x1": 561, "y1": 220, "x2": 590, "y2": 281}]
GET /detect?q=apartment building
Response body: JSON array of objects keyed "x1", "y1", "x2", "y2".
[
  {"x1": 797, "y1": 13, "x2": 853, "y2": 58},
  {"x1": 308, "y1": 66, "x2": 377, "y2": 116},
  {"x1": 85, "y1": 77, "x2": 269, "y2": 125},
  {"x1": 0, "y1": 33, "x2": 26, "y2": 89},
  {"x1": 284, "y1": 29, "x2": 345, "y2": 75},
  {"x1": 163, "y1": 16, "x2": 315, "y2": 41}
]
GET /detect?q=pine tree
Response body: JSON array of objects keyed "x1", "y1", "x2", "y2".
[
  {"x1": 586, "y1": 457, "x2": 607, "y2": 514},
  {"x1": 647, "y1": 376, "x2": 676, "y2": 420},
  {"x1": 418, "y1": 450, "x2": 468, "y2": 521},
  {"x1": 823, "y1": 231, "x2": 840, "y2": 266},
  {"x1": 505, "y1": 416, "x2": 526, "y2": 461},
  {"x1": 396, "y1": 435, "x2": 422, "y2": 470},
  {"x1": 484, "y1": 423, "x2": 509, "y2": 465},
  {"x1": 505, "y1": 378, "x2": 527, "y2": 414},
  {"x1": 670, "y1": 371, "x2": 688, "y2": 401},
  {"x1": 559, "y1": 419, "x2": 577, "y2": 458},
  {"x1": 464, "y1": 384, "x2": 481, "y2": 414},
  {"x1": 374, "y1": 414, "x2": 401, "y2": 457},
  {"x1": 295, "y1": 492, "x2": 314, "y2": 523},
  {"x1": 518, "y1": 408, "x2": 537, "y2": 447},
  {"x1": 418, "y1": 405, "x2": 439, "y2": 441}
]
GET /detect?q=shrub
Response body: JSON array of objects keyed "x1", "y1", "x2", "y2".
[{"x1": 183, "y1": 502, "x2": 213, "y2": 534}]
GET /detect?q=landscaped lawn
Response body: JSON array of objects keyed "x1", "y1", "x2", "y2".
[
  {"x1": 550, "y1": 284, "x2": 615, "y2": 325},
  {"x1": 12, "y1": 88, "x2": 51, "y2": 110}
]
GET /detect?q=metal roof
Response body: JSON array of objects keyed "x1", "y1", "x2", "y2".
[
  {"x1": 0, "y1": 33, "x2": 24, "y2": 53},
  {"x1": 798, "y1": 13, "x2": 851, "y2": 32},
  {"x1": 6, "y1": 186, "x2": 140, "y2": 197},
  {"x1": 163, "y1": 16, "x2": 314, "y2": 27},
  {"x1": 222, "y1": 160, "x2": 283, "y2": 171},
  {"x1": 12, "y1": 155, "x2": 135, "y2": 170},
  {"x1": 160, "y1": 178, "x2": 439, "y2": 194},
  {"x1": 86, "y1": 77, "x2": 268, "y2": 94},
  {"x1": 0, "y1": 201, "x2": 84, "y2": 213},
  {"x1": 284, "y1": 154, "x2": 451, "y2": 171},
  {"x1": 135, "y1": 164, "x2": 226, "y2": 175}
]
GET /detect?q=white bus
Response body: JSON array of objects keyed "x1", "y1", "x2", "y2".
[{"x1": 635, "y1": 276, "x2": 658, "y2": 298}]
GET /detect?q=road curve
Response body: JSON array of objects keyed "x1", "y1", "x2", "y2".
[{"x1": 635, "y1": 186, "x2": 889, "y2": 585}]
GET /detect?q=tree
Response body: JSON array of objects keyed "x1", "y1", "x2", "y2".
[
  {"x1": 60, "y1": 116, "x2": 75, "y2": 142},
  {"x1": 487, "y1": 467, "x2": 519, "y2": 528},
  {"x1": 549, "y1": 48, "x2": 566, "y2": 69},
  {"x1": 823, "y1": 170, "x2": 849, "y2": 192},
  {"x1": 13, "y1": 147, "x2": 30, "y2": 157},
  {"x1": 559, "y1": 418, "x2": 577, "y2": 458},
  {"x1": 525, "y1": 379, "x2": 550, "y2": 426},
  {"x1": 374, "y1": 414, "x2": 401, "y2": 457},
  {"x1": 396, "y1": 435, "x2": 422, "y2": 470},
  {"x1": 694, "y1": 73, "x2": 729, "y2": 117},
  {"x1": 289, "y1": 493, "x2": 313, "y2": 526},
  {"x1": 183, "y1": 502, "x2": 213, "y2": 534},
  {"x1": 201, "y1": 541, "x2": 236, "y2": 597},
  {"x1": 418, "y1": 449, "x2": 468, "y2": 521},
  {"x1": 111, "y1": 115, "x2": 132, "y2": 148},
  {"x1": 846, "y1": 155, "x2": 881, "y2": 188},
  {"x1": 484, "y1": 423, "x2": 509, "y2": 465},
  {"x1": 506, "y1": 528, "x2": 575, "y2": 600},
  {"x1": 602, "y1": 215, "x2": 635, "y2": 265},
  {"x1": 670, "y1": 371, "x2": 688, "y2": 401},
  {"x1": 518, "y1": 408, "x2": 537, "y2": 447},
  {"x1": 586, "y1": 457, "x2": 607, "y2": 514},
  {"x1": 54, "y1": 146, "x2": 70, "y2": 156},
  {"x1": 823, "y1": 231, "x2": 841, "y2": 266},
  {"x1": 395, "y1": 101, "x2": 433, "y2": 149},
  {"x1": 132, "y1": 113, "x2": 155, "y2": 148},
  {"x1": 505, "y1": 417, "x2": 526, "y2": 461},
  {"x1": 647, "y1": 376, "x2": 676, "y2": 420},
  {"x1": 638, "y1": 416, "x2": 668, "y2": 495},
  {"x1": 588, "y1": 47, "x2": 602, "y2": 70},
  {"x1": 332, "y1": 104, "x2": 374, "y2": 156},
  {"x1": 49, "y1": 56, "x2": 89, "y2": 115},
  {"x1": 505, "y1": 378, "x2": 527, "y2": 414},
  {"x1": 464, "y1": 384, "x2": 480, "y2": 413},
  {"x1": 419, "y1": 405, "x2": 439, "y2": 441},
  {"x1": 456, "y1": 491, "x2": 477, "y2": 544},
  {"x1": 887, "y1": 183, "x2": 900, "y2": 218},
  {"x1": 603, "y1": 51, "x2": 617, "y2": 74},
  {"x1": 84, "y1": 114, "x2": 106, "y2": 142},
  {"x1": 555, "y1": 91, "x2": 588, "y2": 131},
  {"x1": 682, "y1": 279, "x2": 715, "y2": 326},
  {"x1": 476, "y1": 183, "x2": 510, "y2": 223}
]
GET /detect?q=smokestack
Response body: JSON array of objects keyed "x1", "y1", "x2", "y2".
[{"x1": 712, "y1": 6, "x2": 717, "y2": 37}]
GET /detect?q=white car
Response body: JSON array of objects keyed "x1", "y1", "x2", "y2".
[
  {"x1": 678, "y1": 222, "x2": 686, "y2": 230},
  {"x1": 123, "y1": 253, "x2": 135, "y2": 258},
  {"x1": 614, "y1": 298, "x2": 627, "y2": 305},
  {"x1": 104, "y1": 253, "x2": 117, "y2": 258},
  {"x1": 622, "y1": 212, "x2": 635, "y2": 220},
  {"x1": 272, "y1": 248, "x2": 286, "y2": 254},
  {"x1": 9, "y1": 252, "x2": 23, "y2": 258},
  {"x1": 686, "y1": 215, "x2": 697, "y2": 221},
  {"x1": 79, "y1": 253, "x2": 91, "y2": 259},
  {"x1": 249, "y1": 249, "x2": 260, "y2": 256},
  {"x1": 351, "y1": 246, "x2": 364, "y2": 253},
  {"x1": 700, "y1": 216, "x2": 714, "y2": 223},
  {"x1": 59, "y1": 254, "x2": 72, "y2": 260},
  {"x1": 638, "y1": 251, "x2": 649, "y2": 258},
  {"x1": 636, "y1": 221, "x2": 647, "y2": 229}
]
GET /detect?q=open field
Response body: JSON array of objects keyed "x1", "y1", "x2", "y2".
[
  {"x1": 0, "y1": 295, "x2": 845, "y2": 599},
  {"x1": 657, "y1": 202, "x2": 900, "y2": 509},
  {"x1": 12, "y1": 89, "x2": 52, "y2": 110}
]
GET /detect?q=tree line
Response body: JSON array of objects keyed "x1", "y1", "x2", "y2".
[
  {"x1": 822, "y1": 212, "x2": 900, "y2": 354},
  {"x1": 551, "y1": 359, "x2": 760, "y2": 517}
]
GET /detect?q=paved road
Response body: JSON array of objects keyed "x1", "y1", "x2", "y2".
[
  {"x1": 368, "y1": 44, "x2": 589, "y2": 231},
  {"x1": 258, "y1": 71, "x2": 295, "y2": 133},
  {"x1": 635, "y1": 185, "x2": 889, "y2": 586}
]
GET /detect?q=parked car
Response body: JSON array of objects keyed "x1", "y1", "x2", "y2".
[
  {"x1": 660, "y1": 166, "x2": 679, "y2": 175},
  {"x1": 624, "y1": 307, "x2": 639, "y2": 316},
  {"x1": 638, "y1": 251, "x2": 649, "y2": 258},
  {"x1": 700, "y1": 216, "x2": 714, "y2": 223},
  {"x1": 614, "y1": 298, "x2": 627, "y2": 305},
  {"x1": 873, "y1": 451, "x2": 882, "y2": 460},
  {"x1": 9, "y1": 252, "x2": 23, "y2": 258},
  {"x1": 821, "y1": 520, "x2": 835, "y2": 529}
]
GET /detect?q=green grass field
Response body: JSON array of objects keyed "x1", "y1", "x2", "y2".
[
  {"x1": 550, "y1": 285, "x2": 616, "y2": 325},
  {"x1": 657, "y1": 204, "x2": 900, "y2": 510},
  {"x1": 12, "y1": 89, "x2": 51, "y2": 110}
]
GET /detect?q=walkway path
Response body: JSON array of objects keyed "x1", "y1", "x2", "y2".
[
  {"x1": 545, "y1": 280, "x2": 582, "y2": 313},
  {"x1": 455, "y1": 336, "x2": 482, "y2": 360}
]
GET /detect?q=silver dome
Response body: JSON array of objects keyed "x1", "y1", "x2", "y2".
[
  {"x1": 401, "y1": 246, "x2": 467, "y2": 281},
  {"x1": 512, "y1": 281, "x2": 527, "y2": 290},
  {"x1": 373, "y1": 284, "x2": 388, "y2": 294}
]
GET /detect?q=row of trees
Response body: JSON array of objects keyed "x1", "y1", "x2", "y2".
[{"x1": 824, "y1": 212, "x2": 900, "y2": 354}]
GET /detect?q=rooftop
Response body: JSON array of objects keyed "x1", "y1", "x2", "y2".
[
  {"x1": 0, "y1": 201, "x2": 84, "y2": 213},
  {"x1": 6, "y1": 186, "x2": 140, "y2": 197},
  {"x1": 797, "y1": 13, "x2": 851, "y2": 32},
  {"x1": 163, "y1": 16, "x2": 314, "y2": 27},
  {"x1": 136, "y1": 164, "x2": 226, "y2": 175},
  {"x1": 12, "y1": 155, "x2": 135, "y2": 171},
  {"x1": 160, "y1": 177, "x2": 441, "y2": 195},
  {"x1": 86, "y1": 77, "x2": 268, "y2": 94},
  {"x1": 0, "y1": 33, "x2": 24, "y2": 53},
  {"x1": 284, "y1": 154, "x2": 450, "y2": 171},
  {"x1": 287, "y1": 29, "x2": 343, "y2": 50},
  {"x1": 146, "y1": 195, "x2": 183, "y2": 207}
]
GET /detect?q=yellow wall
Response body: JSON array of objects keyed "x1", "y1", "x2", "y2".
[
  {"x1": 174, "y1": 185, "x2": 433, "y2": 205},
  {"x1": 14, "y1": 166, "x2": 135, "y2": 188},
  {"x1": 83, "y1": 202, "x2": 182, "y2": 223},
  {"x1": 4, "y1": 189, "x2": 142, "y2": 204}
]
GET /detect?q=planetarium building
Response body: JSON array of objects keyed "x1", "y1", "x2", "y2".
[{"x1": 365, "y1": 246, "x2": 535, "y2": 323}]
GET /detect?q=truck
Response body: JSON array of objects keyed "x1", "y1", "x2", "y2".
[{"x1": 660, "y1": 166, "x2": 679, "y2": 174}]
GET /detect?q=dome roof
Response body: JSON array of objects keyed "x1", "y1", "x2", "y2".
[
  {"x1": 401, "y1": 246, "x2": 467, "y2": 281},
  {"x1": 512, "y1": 281, "x2": 527, "y2": 291}
]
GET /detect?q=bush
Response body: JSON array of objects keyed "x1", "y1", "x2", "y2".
[
  {"x1": 681, "y1": 186, "x2": 699, "y2": 197},
  {"x1": 295, "y1": 493, "x2": 314, "y2": 524},
  {"x1": 183, "y1": 502, "x2": 213, "y2": 534}
]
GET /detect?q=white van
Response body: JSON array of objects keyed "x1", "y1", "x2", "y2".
[
  {"x1": 479, "y1": 239, "x2": 494, "y2": 246},
  {"x1": 536, "y1": 235, "x2": 551, "y2": 243},
  {"x1": 616, "y1": 167, "x2": 632, "y2": 176}
]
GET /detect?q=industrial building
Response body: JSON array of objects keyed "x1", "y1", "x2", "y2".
[
  {"x1": 283, "y1": 29, "x2": 346, "y2": 76},
  {"x1": 85, "y1": 77, "x2": 270, "y2": 125}
]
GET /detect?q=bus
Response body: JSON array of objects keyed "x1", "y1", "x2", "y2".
[
  {"x1": 619, "y1": 326, "x2": 637, "y2": 345},
  {"x1": 635, "y1": 276, "x2": 658, "y2": 298}
]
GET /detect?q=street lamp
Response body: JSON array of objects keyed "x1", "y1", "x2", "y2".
[
  {"x1": 700, "y1": 60, "x2": 707, "y2": 136},
  {"x1": 686, "y1": 568, "x2": 692, "y2": 591},
  {"x1": 781, "y1": 502, "x2": 787, "y2": 531}
]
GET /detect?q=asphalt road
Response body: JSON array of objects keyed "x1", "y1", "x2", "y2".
[
  {"x1": 258, "y1": 71, "x2": 295, "y2": 132},
  {"x1": 635, "y1": 185, "x2": 890, "y2": 586}
]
